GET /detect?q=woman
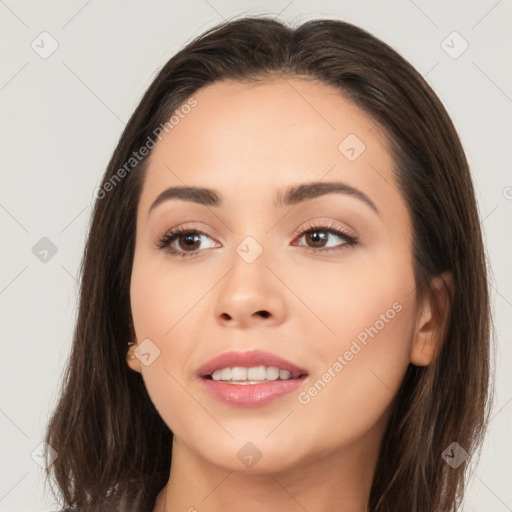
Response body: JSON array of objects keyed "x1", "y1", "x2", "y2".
[{"x1": 45, "y1": 15, "x2": 492, "y2": 512}]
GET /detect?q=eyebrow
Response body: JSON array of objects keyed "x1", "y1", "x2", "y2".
[{"x1": 148, "y1": 181, "x2": 379, "y2": 216}]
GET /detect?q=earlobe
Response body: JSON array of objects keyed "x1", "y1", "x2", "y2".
[
  {"x1": 126, "y1": 340, "x2": 142, "y2": 373},
  {"x1": 410, "y1": 272, "x2": 453, "y2": 367}
]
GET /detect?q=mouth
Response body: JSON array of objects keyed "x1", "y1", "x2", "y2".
[
  {"x1": 202, "y1": 366, "x2": 308, "y2": 384},
  {"x1": 197, "y1": 348, "x2": 309, "y2": 381},
  {"x1": 197, "y1": 349, "x2": 309, "y2": 407}
]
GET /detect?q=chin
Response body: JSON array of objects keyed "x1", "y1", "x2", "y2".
[{"x1": 194, "y1": 437, "x2": 303, "y2": 474}]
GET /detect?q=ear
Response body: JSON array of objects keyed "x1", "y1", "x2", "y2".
[
  {"x1": 410, "y1": 272, "x2": 454, "y2": 366},
  {"x1": 126, "y1": 324, "x2": 142, "y2": 373}
]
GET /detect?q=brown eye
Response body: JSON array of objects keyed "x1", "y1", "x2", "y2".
[
  {"x1": 177, "y1": 232, "x2": 202, "y2": 251},
  {"x1": 294, "y1": 226, "x2": 358, "y2": 252},
  {"x1": 156, "y1": 226, "x2": 220, "y2": 258},
  {"x1": 303, "y1": 230, "x2": 330, "y2": 248}
]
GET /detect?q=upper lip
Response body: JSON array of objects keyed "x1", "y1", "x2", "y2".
[{"x1": 197, "y1": 349, "x2": 309, "y2": 378}]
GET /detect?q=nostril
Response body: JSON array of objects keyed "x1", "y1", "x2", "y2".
[{"x1": 256, "y1": 310, "x2": 270, "y2": 318}]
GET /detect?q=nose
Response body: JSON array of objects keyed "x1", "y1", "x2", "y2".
[{"x1": 213, "y1": 250, "x2": 287, "y2": 329}]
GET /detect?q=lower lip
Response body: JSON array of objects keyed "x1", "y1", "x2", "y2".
[{"x1": 200, "y1": 376, "x2": 307, "y2": 408}]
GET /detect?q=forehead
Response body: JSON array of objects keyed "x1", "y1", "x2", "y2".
[{"x1": 139, "y1": 77, "x2": 399, "y2": 214}]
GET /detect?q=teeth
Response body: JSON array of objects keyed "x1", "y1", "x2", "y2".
[
  {"x1": 266, "y1": 366, "x2": 280, "y2": 380},
  {"x1": 279, "y1": 369, "x2": 291, "y2": 380},
  {"x1": 247, "y1": 365, "x2": 266, "y2": 380},
  {"x1": 220, "y1": 368, "x2": 232, "y2": 380},
  {"x1": 231, "y1": 367, "x2": 247, "y2": 380},
  {"x1": 210, "y1": 366, "x2": 299, "y2": 382}
]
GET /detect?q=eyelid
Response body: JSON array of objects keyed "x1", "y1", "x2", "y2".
[{"x1": 292, "y1": 218, "x2": 357, "y2": 239}]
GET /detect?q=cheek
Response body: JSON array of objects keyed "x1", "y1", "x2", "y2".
[
  {"x1": 291, "y1": 265, "x2": 417, "y2": 446},
  {"x1": 130, "y1": 246, "x2": 208, "y2": 341},
  {"x1": 293, "y1": 305, "x2": 415, "y2": 454},
  {"x1": 284, "y1": 243, "x2": 417, "y2": 352},
  {"x1": 129, "y1": 250, "x2": 214, "y2": 429},
  {"x1": 286, "y1": 252, "x2": 416, "y2": 424}
]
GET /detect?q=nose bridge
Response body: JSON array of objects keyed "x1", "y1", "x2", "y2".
[{"x1": 213, "y1": 231, "x2": 286, "y2": 327}]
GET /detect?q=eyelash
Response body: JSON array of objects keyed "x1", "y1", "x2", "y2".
[{"x1": 155, "y1": 222, "x2": 359, "y2": 258}]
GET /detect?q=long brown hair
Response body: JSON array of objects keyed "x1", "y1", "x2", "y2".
[{"x1": 44, "y1": 15, "x2": 492, "y2": 511}]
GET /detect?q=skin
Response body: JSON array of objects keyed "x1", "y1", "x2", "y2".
[{"x1": 127, "y1": 78, "x2": 445, "y2": 512}]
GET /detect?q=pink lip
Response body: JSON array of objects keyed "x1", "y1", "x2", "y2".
[
  {"x1": 196, "y1": 349, "x2": 308, "y2": 378},
  {"x1": 200, "y1": 378, "x2": 307, "y2": 408},
  {"x1": 197, "y1": 349, "x2": 309, "y2": 408}
]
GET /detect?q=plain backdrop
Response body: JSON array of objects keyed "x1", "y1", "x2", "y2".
[{"x1": 1, "y1": 1, "x2": 511, "y2": 510}]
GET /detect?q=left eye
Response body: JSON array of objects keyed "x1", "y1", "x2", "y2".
[{"x1": 293, "y1": 227, "x2": 357, "y2": 251}]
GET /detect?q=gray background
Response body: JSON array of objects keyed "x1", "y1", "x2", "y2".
[{"x1": 1, "y1": 1, "x2": 511, "y2": 510}]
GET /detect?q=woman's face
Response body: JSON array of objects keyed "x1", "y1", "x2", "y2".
[{"x1": 129, "y1": 78, "x2": 431, "y2": 474}]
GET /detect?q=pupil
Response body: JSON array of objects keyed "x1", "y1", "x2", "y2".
[
  {"x1": 308, "y1": 231, "x2": 327, "y2": 247},
  {"x1": 182, "y1": 234, "x2": 199, "y2": 249}
]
